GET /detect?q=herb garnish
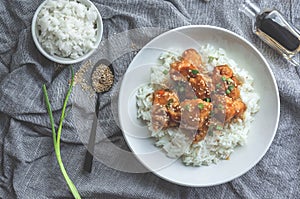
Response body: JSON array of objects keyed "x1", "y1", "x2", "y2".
[
  {"x1": 198, "y1": 103, "x2": 204, "y2": 110},
  {"x1": 184, "y1": 104, "x2": 190, "y2": 111},
  {"x1": 208, "y1": 56, "x2": 217, "y2": 63},
  {"x1": 228, "y1": 85, "x2": 235, "y2": 91},
  {"x1": 227, "y1": 78, "x2": 234, "y2": 83},
  {"x1": 166, "y1": 98, "x2": 174, "y2": 108},
  {"x1": 205, "y1": 98, "x2": 211, "y2": 102},
  {"x1": 191, "y1": 69, "x2": 199, "y2": 75},
  {"x1": 163, "y1": 69, "x2": 168, "y2": 75},
  {"x1": 216, "y1": 83, "x2": 222, "y2": 89},
  {"x1": 216, "y1": 125, "x2": 223, "y2": 130},
  {"x1": 42, "y1": 67, "x2": 81, "y2": 199}
]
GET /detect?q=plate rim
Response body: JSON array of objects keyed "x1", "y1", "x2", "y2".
[{"x1": 118, "y1": 24, "x2": 280, "y2": 187}]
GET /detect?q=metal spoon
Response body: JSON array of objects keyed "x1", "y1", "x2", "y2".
[{"x1": 83, "y1": 59, "x2": 114, "y2": 173}]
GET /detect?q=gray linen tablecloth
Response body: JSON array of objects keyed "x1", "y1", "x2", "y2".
[{"x1": 1, "y1": 0, "x2": 299, "y2": 198}]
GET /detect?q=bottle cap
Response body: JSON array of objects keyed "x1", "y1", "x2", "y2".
[{"x1": 239, "y1": 0, "x2": 261, "y2": 19}]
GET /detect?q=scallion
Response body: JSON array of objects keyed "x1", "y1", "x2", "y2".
[
  {"x1": 184, "y1": 104, "x2": 190, "y2": 111},
  {"x1": 228, "y1": 85, "x2": 235, "y2": 91},
  {"x1": 205, "y1": 98, "x2": 211, "y2": 102},
  {"x1": 208, "y1": 56, "x2": 217, "y2": 63},
  {"x1": 216, "y1": 125, "x2": 223, "y2": 130},
  {"x1": 227, "y1": 78, "x2": 234, "y2": 83},
  {"x1": 191, "y1": 69, "x2": 199, "y2": 75},
  {"x1": 198, "y1": 103, "x2": 204, "y2": 110},
  {"x1": 42, "y1": 67, "x2": 81, "y2": 199}
]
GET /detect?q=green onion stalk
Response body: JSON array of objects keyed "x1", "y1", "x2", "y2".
[{"x1": 42, "y1": 67, "x2": 81, "y2": 199}]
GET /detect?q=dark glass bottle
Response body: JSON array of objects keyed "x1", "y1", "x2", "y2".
[{"x1": 239, "y1": 0, "x2": 300, "y2": 66}]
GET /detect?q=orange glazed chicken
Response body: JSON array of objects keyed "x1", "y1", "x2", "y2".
[{"x1": 150, "y1": 48, "x2": 247, "y2": 142}]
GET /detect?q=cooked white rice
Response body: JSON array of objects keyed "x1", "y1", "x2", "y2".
[
  {"x1": 37, "y1": 0, "x2": 98, "y2": 59},
  {"x1": 136, "y1": 44, "x2": 260, "y2": 166}
]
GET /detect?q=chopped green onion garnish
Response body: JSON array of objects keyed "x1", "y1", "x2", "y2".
[
  {"x1": 191, "y1": 69, "x2": 199, "y2": 75},
  {"x1": 208, "y1": 56, "x2": 217, "y2": 63},
  {"x1": 205, "y1": 98, "x2": 211, "y2": 102},
  {"x1": 198, "y1": 103, "x2": 204, "y2": 110},
  {"x1": 226, "y1": 89, "x2": 231, "y2": 94},
  {"x1": 166, "y1": 98, "x2": 174, "y2": 108},
  {"x1": 216, "y1": 83, "x2": 221, "y2": 89},
  {"x1": 163, "y1": 69, "x2": 168, "y2": 75},
  {"x1": 227, "y1": 78, "x2": 234, "y2": 83},
  {"x1": 184, "y1": 104, "x2": 190, "y2": 111},
  {"x1": 221, "y1": 76, "x2": 227, "y2": 81},
  {"x1": 216, "y1": 125, "x2": 223, "y2": 130},
  {"x1": 228, "y1": 85, "x2": 235, "y2": 91}
]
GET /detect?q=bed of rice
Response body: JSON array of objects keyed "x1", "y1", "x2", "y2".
[
  {"x1": 37, "y1": 0, "x2": 98, "y2": 59},
  {"x1": 136, "y1": 44, "x2": 260, "y2": 166}
]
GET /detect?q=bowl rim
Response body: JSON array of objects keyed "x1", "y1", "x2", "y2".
[{"x1": 31, "y1": 0, "x2": 103, "y2": 65}]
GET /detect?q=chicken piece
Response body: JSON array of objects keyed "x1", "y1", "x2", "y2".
[
  {"x1": 211, "y1": 95, "x2": 247, "y2": 123},
  {"x1": 170, "y1": 58, "x2": 210, "y2": 99},
  {"x1": 151, "y1": 89, "x2": 181, "y2": 130},
  {"x1": 227, "y1": 76, "x2": 241, "y2": 100},
  {"x1": 189, "y1": 75, "x2": 211, "y2": 99},
  {"x1": 170, "y1": 59, "x2": 199, "y2": 82},
  {"x1": 227, "y1": 84, "x2": 240, "y2": 100},
  {"x1": 169, "y1": 80, "x2": 196, "y2": 100},
  {"x1": 153, "y1": 89, "x2": 179, "y2": 105},
  {"x1": 232, "y1": 99, "x2": 247, "y2": 119},
  {"x1": 212, "y1": 65, "x2": 241, "y2": 100},
  {"x1": 151, "y1": 105, "x2": 169, "y2": 131},
  {"x1": 182, "y1": 48, "x2": 202, "y2": 68},
  {"x1": 214, "y1": 65, "x2": 233, "y2": 78},
  {"x1": 180, "y1": 99, "x2": 212, "y2": 131},
  {"x1": 193, "y1": 124, "x2": 210, "y2": 143}
]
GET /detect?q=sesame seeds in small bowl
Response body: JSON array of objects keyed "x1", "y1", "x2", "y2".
[{"x1": 31, "y1": 0, "x2": 103, "y2": 65}]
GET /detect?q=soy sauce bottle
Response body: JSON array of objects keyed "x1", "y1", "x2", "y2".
[{"x1": 239, "y1": 0, "x2": 300, "y2": 66}]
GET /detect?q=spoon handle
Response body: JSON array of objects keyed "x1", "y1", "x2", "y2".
[{"x1": 83, "y1": 98, "x2": 99, "y2": 172}]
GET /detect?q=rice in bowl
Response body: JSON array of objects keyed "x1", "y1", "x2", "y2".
[
  {"x1": 136, "y1": 44, "x2": 260, "y2": 166},
  {"x1": 36, "y1": 0, "x2": 99, "y2": 59}
]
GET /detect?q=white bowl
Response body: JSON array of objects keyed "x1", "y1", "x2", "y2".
[
  {"x1": 118, "y1": 25, "x2": 280, "y2": 186},
  {"x1": 31, "y1": 0, "x2": 103, "y2": 65}
]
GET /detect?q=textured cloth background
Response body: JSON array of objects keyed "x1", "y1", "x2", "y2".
[{"x1": 0, "y1": 0, "x2": 300, "y2": 198}]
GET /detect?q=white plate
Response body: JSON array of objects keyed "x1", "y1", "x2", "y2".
[{"x1": 118, "y1": 25, "x2": 280, "y2": 186}]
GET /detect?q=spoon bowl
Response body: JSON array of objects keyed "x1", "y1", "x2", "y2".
[{"x1": 83, "y1": 59, "x2": 114, "y2": 173}]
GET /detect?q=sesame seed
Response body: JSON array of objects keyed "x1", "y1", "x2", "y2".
[{"x1": 92, "y1": 63, "x2": 114, "y2": 93}]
